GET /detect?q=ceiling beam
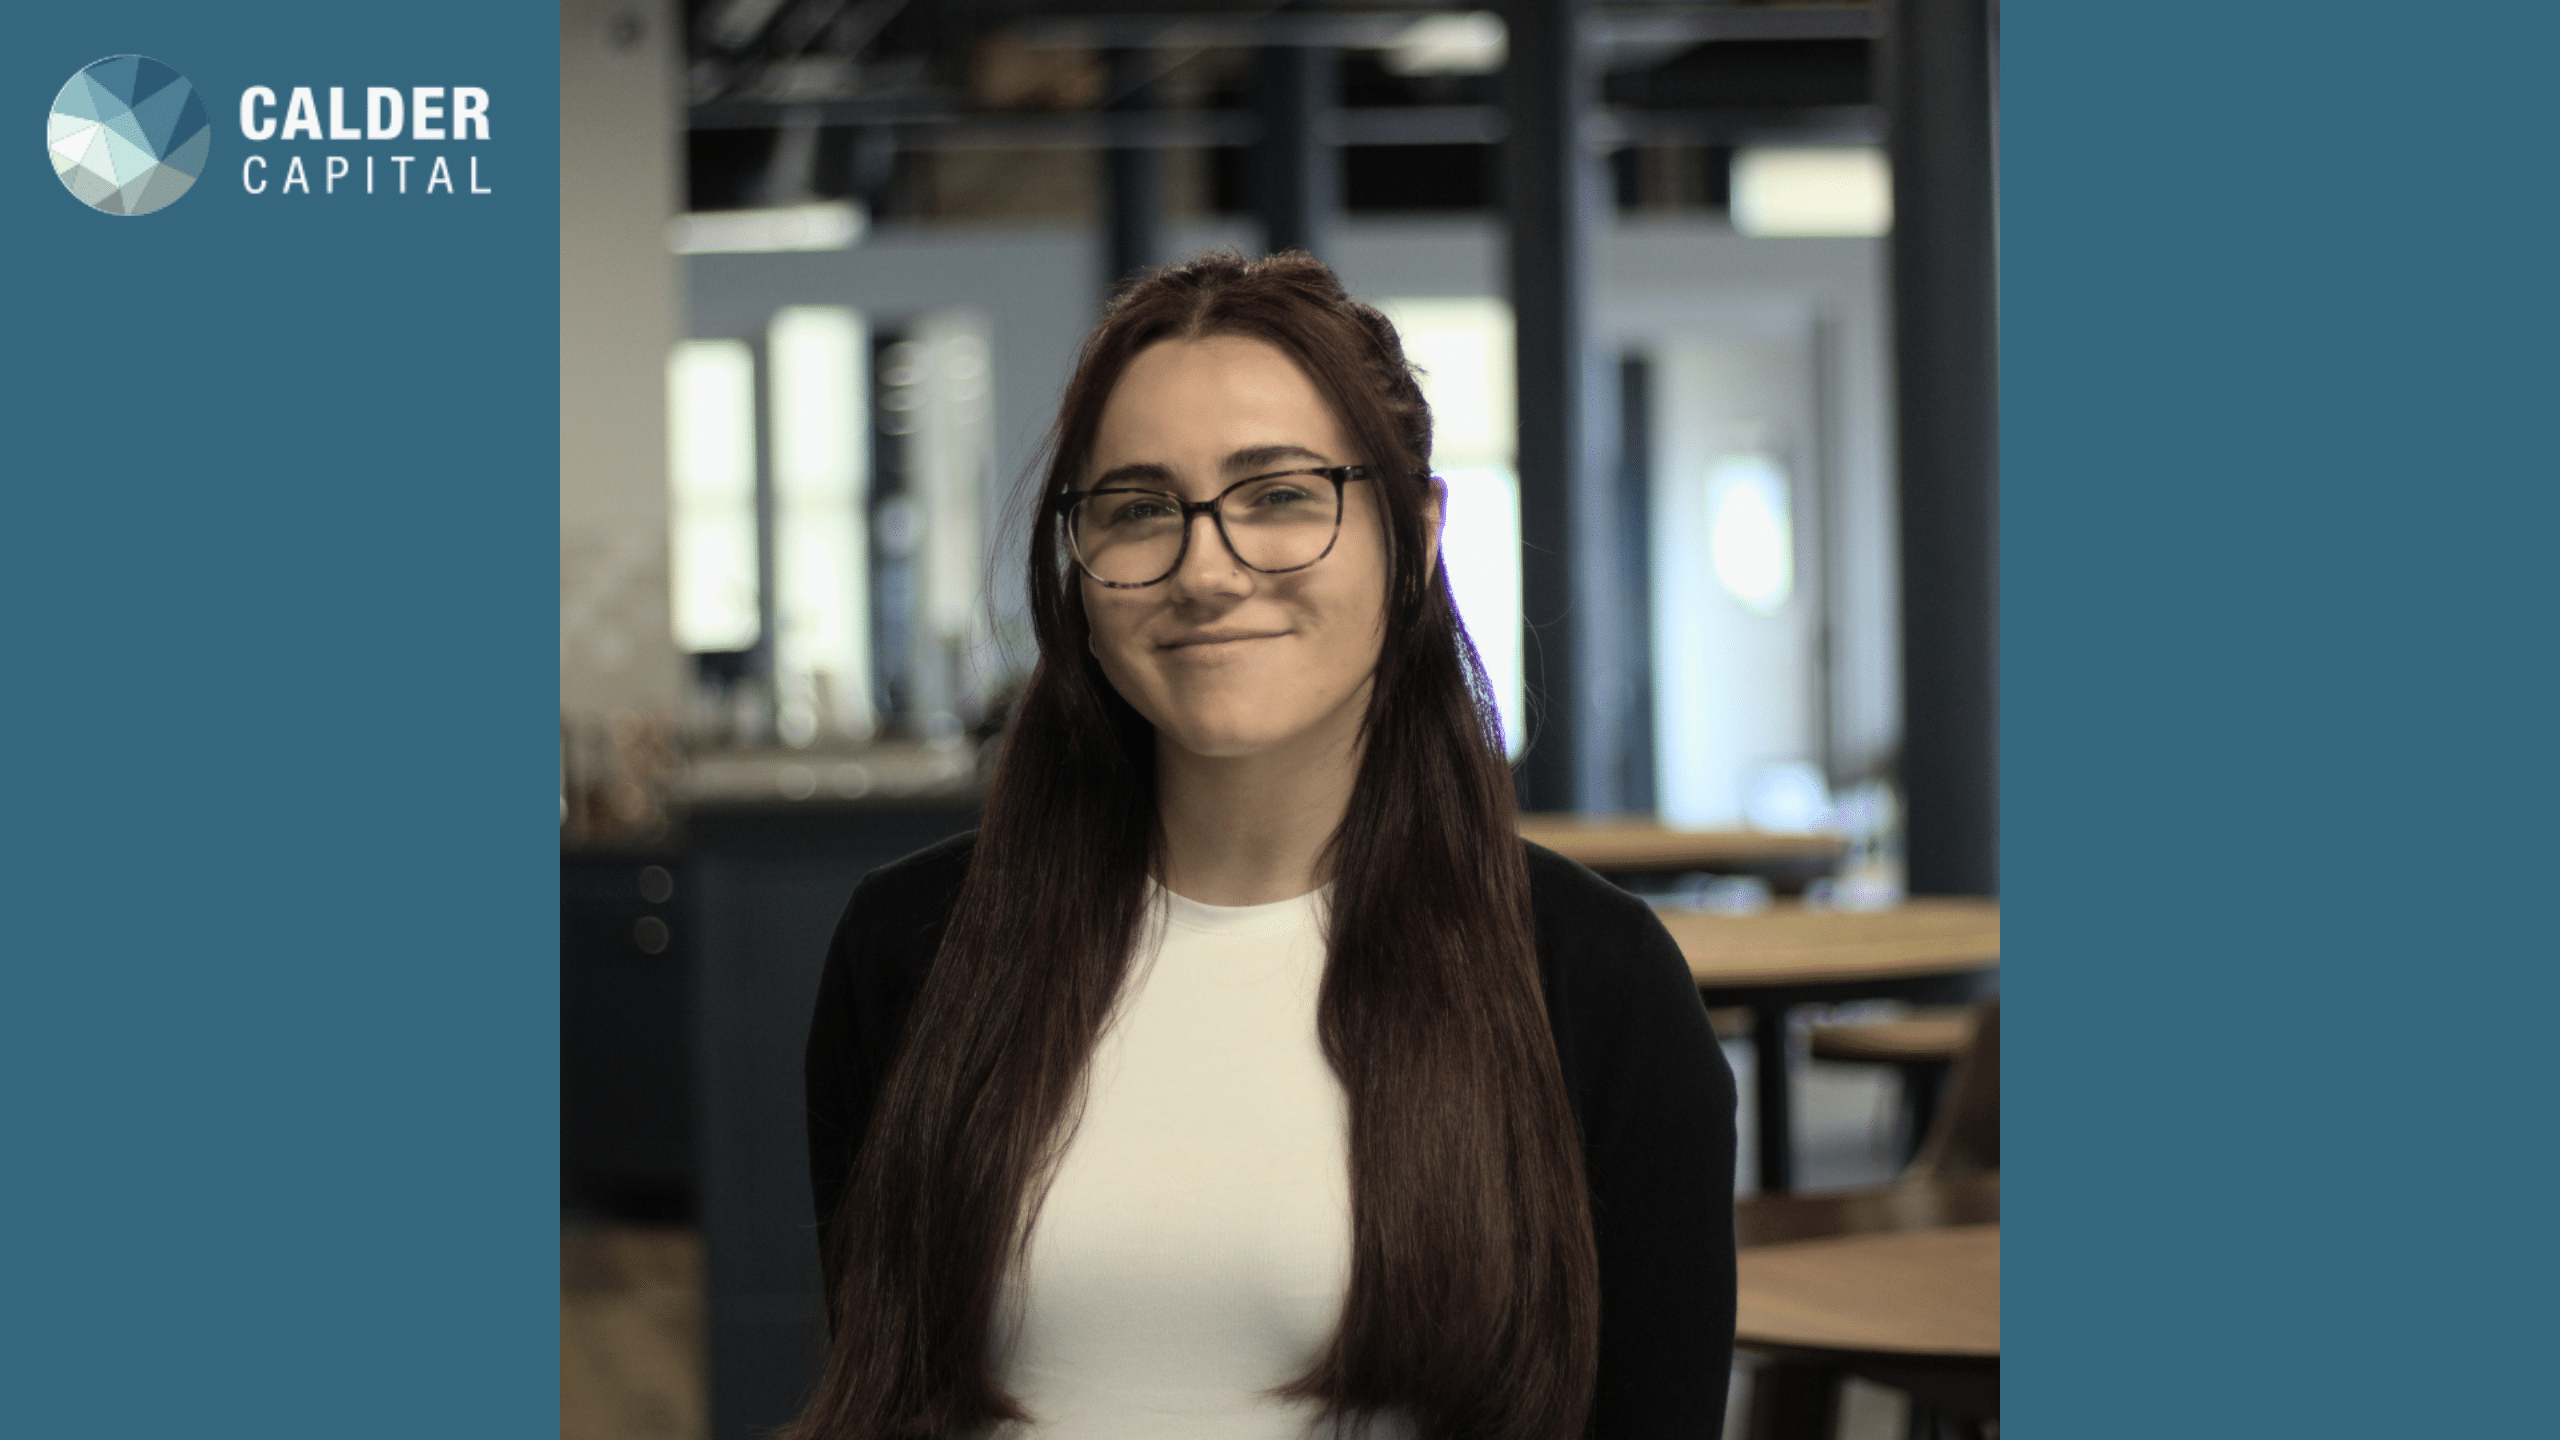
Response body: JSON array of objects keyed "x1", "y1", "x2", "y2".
[
  {"x1": 686, "y1": 100, "x2": 1881, "y2": 148},
  {"x1": 1004, "y1": 5, "x2": 1877, "y2": 51}
]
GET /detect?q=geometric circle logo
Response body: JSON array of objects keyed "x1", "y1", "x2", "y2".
[{"x1": 48, "y1": 56, "x2": 210, "y2": 216}]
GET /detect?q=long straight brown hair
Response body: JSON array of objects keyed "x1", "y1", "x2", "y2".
[{"x1": 787, "y1": 251, "x2": 1599, "y2": 1440}]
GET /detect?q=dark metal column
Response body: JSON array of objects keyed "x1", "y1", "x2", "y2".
[
  {"x1": 1506, "y1": 0, "x2": 1623, "y2": 815},
  {"x1": 1104, "y1": 48, "x2": 1162, "y2": 295},
  {"x1": 1888, "y1": 0, "x2": 1999, "y2": 895},
  {"x1": 1255, "y1": 44, "x2": 1338, "y2": 258},
  {"x1": 1614, "y1": 351, "x2": 1657, "y2": 813}
]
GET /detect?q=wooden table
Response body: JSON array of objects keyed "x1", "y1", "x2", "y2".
[
  {"x1": 1661, "y1": 898, "x2": 1999, "y2": 1192},
  {"x1": 1736, "y1": 1225, "x2": 2000, "y2": 1434},
  {"x1": 1518, "y1": 814, "x2": 1844, "y2": 876}
]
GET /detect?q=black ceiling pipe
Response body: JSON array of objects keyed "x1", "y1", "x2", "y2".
[
  {"x1": 1104, "y1": 47, "x2": 1162, "y2": 296},
  {"x1": 1255, "y1": 43, "x2": 1338, "y2": 258},
  {"x1": 1887, "y1": 0, "x2": 2000, "y2": 895}
]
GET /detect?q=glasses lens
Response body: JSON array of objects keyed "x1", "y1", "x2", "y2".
[
  {"x1": 1219, "y1": 474, "x2": 1341, "y2": 572},
  {"x1": 1071, "y1": 490, "x2": 1186, "y2": 584}
]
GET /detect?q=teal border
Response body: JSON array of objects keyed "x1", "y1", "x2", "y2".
[
  {"x1": 2007, "y1": 5, "x2": 2558, "y2": 1433},
  {"x1": 1, "y1": 6, "x2": 557, "y2": 1433},
  {"x1": 10, "y1": 2, "x2": 2558, "y2": 1434}
]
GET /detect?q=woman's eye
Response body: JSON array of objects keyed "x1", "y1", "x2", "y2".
[
  {"x1": 1248, "y1": 484, "x2": 1315, "y2": 509},
  {"x1": 1109, "y1": 496, "x2": 1175, "y2": 523}
]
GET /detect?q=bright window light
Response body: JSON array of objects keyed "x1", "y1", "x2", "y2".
[
  {"x1": 1706, "y1": 453, "x2": 1794, "y2": 615},
  {"x1": 1377, "y1": 296, "x2": 1522, "y2": 756},
  {"x1": 669, "y1": 200, "x2": 865, "y2": 255},
  {"x1": 1384, "y1": 13, "x2": 1507, "y2": 77},
  {"x1": 902, "y1": 308, "x2": 998, "y2": 732},
  {"x1": 1380, "y1": 297, "x2": 1515, "y2": 461},
  {"x1": 1730, "y1": 147, "x2": 1892, "y2": 238},
  {"x1": 769, "y1": 305, "x2": 874, "y2": 743},
  {"x1": 1438, "y1": 466, "x2": 1524, "y2": 753},
  {"x1": 906, "y1": 312, "x2": 992, "y2": 644},
  {"x1": 667, "y1": 340, "x2": 760, "y2": 654}
]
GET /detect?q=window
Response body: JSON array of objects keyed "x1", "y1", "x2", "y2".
[{"x1": 1377, "y1": 296, "x2": 1523, "y2": 757}]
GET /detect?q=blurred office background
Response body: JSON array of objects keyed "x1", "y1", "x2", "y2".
[{"x1": 561, "y1": 2, "x2": 1997, "y2": 1437}]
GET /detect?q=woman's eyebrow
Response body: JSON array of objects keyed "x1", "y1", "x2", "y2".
[
  {"x1": 1087, "y1": 446, "x2": 1327, "y2": 490},
  {"x1": 1088, "y1": 460, "x2": 1178, "y2": 489},
  {"x1": 1223, "y1": 444, "x2": 1329, "y2": 473}
]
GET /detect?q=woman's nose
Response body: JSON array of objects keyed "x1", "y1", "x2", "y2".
[{"x1": 1167, "y1": 509, "x2": 1249, "y2": 597}]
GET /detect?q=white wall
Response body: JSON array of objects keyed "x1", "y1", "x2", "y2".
[
  {"x1": 560, "y1": 0, "x2": 683, "y2": 719},
  {"x1": 1601, "y1": 223, "x2": 1898, "y2": 785},
  {"x1": 1649, "y1": 331, "x2": 1819, "y2": 826}
]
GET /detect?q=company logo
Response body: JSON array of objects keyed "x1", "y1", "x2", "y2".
[{"x1": 48, "y1": 55, "x2": 211, "y2": 216}]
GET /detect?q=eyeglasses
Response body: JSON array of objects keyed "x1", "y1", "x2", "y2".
[{"x1": 1060, "y1": 465, "x2": 1373, "y2": 589}]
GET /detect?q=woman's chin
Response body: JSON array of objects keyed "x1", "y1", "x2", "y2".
[
  {"x1": 1131, "y1": 669, "x2": 1376, "y2": 767},
  {"x1": 1148, "y1": 694, "x2": 1357, "y2": 763},
  {"x1": 1155, "y1": 717, "x2": 1301, "y2": 763}
]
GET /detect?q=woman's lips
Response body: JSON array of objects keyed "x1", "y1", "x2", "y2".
[{"x1": 1158, "y1": 630, "x2": 1285, "y2": 652}]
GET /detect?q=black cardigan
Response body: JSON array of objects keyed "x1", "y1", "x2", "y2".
[{"x1": 804, "y1": 832, "x2": 1738, "y2": 1438}]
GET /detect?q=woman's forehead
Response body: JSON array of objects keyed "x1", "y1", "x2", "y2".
[{"x1": 1089, "y1": 335, "x2": 1347, "y2": 474}]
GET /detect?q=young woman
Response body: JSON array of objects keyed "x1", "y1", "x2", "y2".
[{"x1": 794, "y1": 252, "x2": 1735, "y2": 1440}]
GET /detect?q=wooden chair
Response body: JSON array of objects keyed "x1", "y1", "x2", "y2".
[
  {"x1": 1806, "y1": 1008, "x2": 1974, "y2": 1163},
  {"x1": 1735, "y1": 998, "x2": 1999, "y2": 1440}
]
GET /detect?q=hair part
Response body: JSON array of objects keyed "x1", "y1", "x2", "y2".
[{"x1": 788, "y1": 251, "x2": 1599, "y2": 1440}]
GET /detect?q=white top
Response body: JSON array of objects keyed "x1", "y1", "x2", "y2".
[{"x1": 977, "y1": 883, "x2": 1408, "y2": 1440}]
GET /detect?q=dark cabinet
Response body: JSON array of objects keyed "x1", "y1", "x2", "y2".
[
  {"x1": 686, "y1": 801, "x2": 980, "y2": 1440},
  {"x1": 561, "y1": 851, "x2": 694, "y2": 1218}
]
